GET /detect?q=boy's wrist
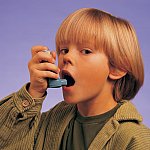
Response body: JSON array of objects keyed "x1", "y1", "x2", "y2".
[{"x1": 27, "y1": 83, "x2": 46, "y2": 99}]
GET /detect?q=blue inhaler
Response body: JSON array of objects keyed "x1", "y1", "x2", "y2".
[
  {"x1": 42, "y1": 50, "x2": 67, "y2": 88},
  {"x1": 48, "y1": 78, "x2": 67, "y2": 88}
]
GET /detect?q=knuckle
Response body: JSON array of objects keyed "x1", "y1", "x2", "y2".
[
  {"x1": 31, "y1": 46, "x2": 37, "y2": 53},
  {"x1": 43, "y1": 71, "x2": 48, "y2": 77},
  {"x1": 28, "y1": 60, "x2": 35, "y2": 70},
  {"x1": 47, "y1": 57, "x2": 55, "y2": 64},
  {"x1": 49, "y1": 64, "x2": 57, "y2": 71},
  {"x1": 36, "y1": 52, "x2": 41, "y2": 57},
  {"x1": 28, "y1": 60, "x2": 32, "y2": 67}
]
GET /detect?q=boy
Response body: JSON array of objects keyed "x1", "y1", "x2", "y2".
[{"x1": 0, "y1": 8, "x2": 150, "y2": 150}]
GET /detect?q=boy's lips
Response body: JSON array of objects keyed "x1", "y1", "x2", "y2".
[{"x1": 61, "y1": 70, "x2": 75, "y2": 87}]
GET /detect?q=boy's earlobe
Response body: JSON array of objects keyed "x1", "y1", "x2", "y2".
[{"x1": 109, "y1": 69, "x2": 127, "y2": 80}]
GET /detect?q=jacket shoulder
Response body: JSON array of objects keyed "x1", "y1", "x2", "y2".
[
  {"x1": 118, "y1": 120, "x2": 150, "y2": 136},
  {"x1": 112, "y1": 121, "x2": 150, "y2": 149},
  {"x1": 110, "y1": 100, "x2": 150, "y2": 149}
]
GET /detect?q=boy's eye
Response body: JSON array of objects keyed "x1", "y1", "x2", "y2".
[
  {"x1": 59, "y1": 48, "x2": 69, "y2": 55},
  {"x1": 81, "y1": 49, "x2": 92, "y2": 55}
]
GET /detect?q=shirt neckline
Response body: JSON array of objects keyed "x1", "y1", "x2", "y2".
[{"x1": 76, "y1": 103, "x2": 121, "y2": 124}]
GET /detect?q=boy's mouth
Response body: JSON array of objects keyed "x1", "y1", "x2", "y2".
[{"x1": 61, "y1": 70, "x2": 75, "y2": 87}]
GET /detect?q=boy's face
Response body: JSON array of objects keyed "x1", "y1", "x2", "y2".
[{"x1": 58, "y1": 43, "x2": 112, "y2": 104}]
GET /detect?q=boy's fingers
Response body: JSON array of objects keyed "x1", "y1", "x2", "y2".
[
  {"x1": 31, "y1": 45, "x2": 49, "y2": 57},
  {"x1": 51, "y1": 51, "x2": 56, "y2": 60},
  {"x1": 42, "y1": 50, "x2": 56, "y2": 60},
  {"x1": 37, "y1": 63, "x2": 60, "y2": 73}
]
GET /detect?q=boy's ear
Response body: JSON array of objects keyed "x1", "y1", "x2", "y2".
[{"x1": 109, "y1": 68, "x2": 127, "y2": 80}]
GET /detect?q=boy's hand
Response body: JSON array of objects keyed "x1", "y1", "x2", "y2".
[{"x1": 28, "y1": 45, "x2": 60, "y2": 98}]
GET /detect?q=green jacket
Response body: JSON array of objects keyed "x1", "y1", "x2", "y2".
[{"x1": 0, "y1": 84, "x2": 150, "y2": 150}]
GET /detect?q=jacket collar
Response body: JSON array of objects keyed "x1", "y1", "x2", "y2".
[
  {"x1": 88, "y1": 100, "x2": 143, "y2": 149},
  {"x1": 113, "y1": 100, "x2": 143, "y2": 123}
]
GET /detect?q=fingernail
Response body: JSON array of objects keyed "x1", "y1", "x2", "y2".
[{"x1": 42, "y1": 49, "x2": 50, "y2": 55}]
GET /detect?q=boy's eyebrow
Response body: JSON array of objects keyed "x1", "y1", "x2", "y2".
[{"x1": 58, "y1": 44, "x2": 95, "y2": 50}]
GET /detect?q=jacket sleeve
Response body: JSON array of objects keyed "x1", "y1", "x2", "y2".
[
  {"x1": 126, "y1": 125, "x2": 150, "y2": 150},
  {"x1": 0, "y1": 83, "x2": 46, "y2": 149}
]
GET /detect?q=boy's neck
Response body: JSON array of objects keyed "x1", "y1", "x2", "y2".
[{"x1": 77, "y1": 97, "x2": 117, "y2": 117}]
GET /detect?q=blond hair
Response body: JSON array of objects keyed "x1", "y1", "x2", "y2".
[{"x1": 56, "y1": 8, "x2": 144, "y2": 101}]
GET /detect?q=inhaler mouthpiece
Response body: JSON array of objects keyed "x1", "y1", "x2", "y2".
[{"x1": 48, "y1": 78, "x2": 67, "y2": 88}]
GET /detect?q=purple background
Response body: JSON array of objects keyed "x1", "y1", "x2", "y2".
[{"x1": 0, "y1": 0, "x2": 149, "y2": 127}]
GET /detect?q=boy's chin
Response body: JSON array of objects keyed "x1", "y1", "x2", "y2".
[{"x1": 63, "y1": 98, "x2": 78, "y2": 104}]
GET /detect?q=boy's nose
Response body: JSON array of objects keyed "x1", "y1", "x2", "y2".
[{"x1": 63, "y1": 51, "x2": 74, "y2": 65}]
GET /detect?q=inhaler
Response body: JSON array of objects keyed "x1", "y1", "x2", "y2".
[{"x1": 42, "y1": 50, "x2": 67, "y2": 88}]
